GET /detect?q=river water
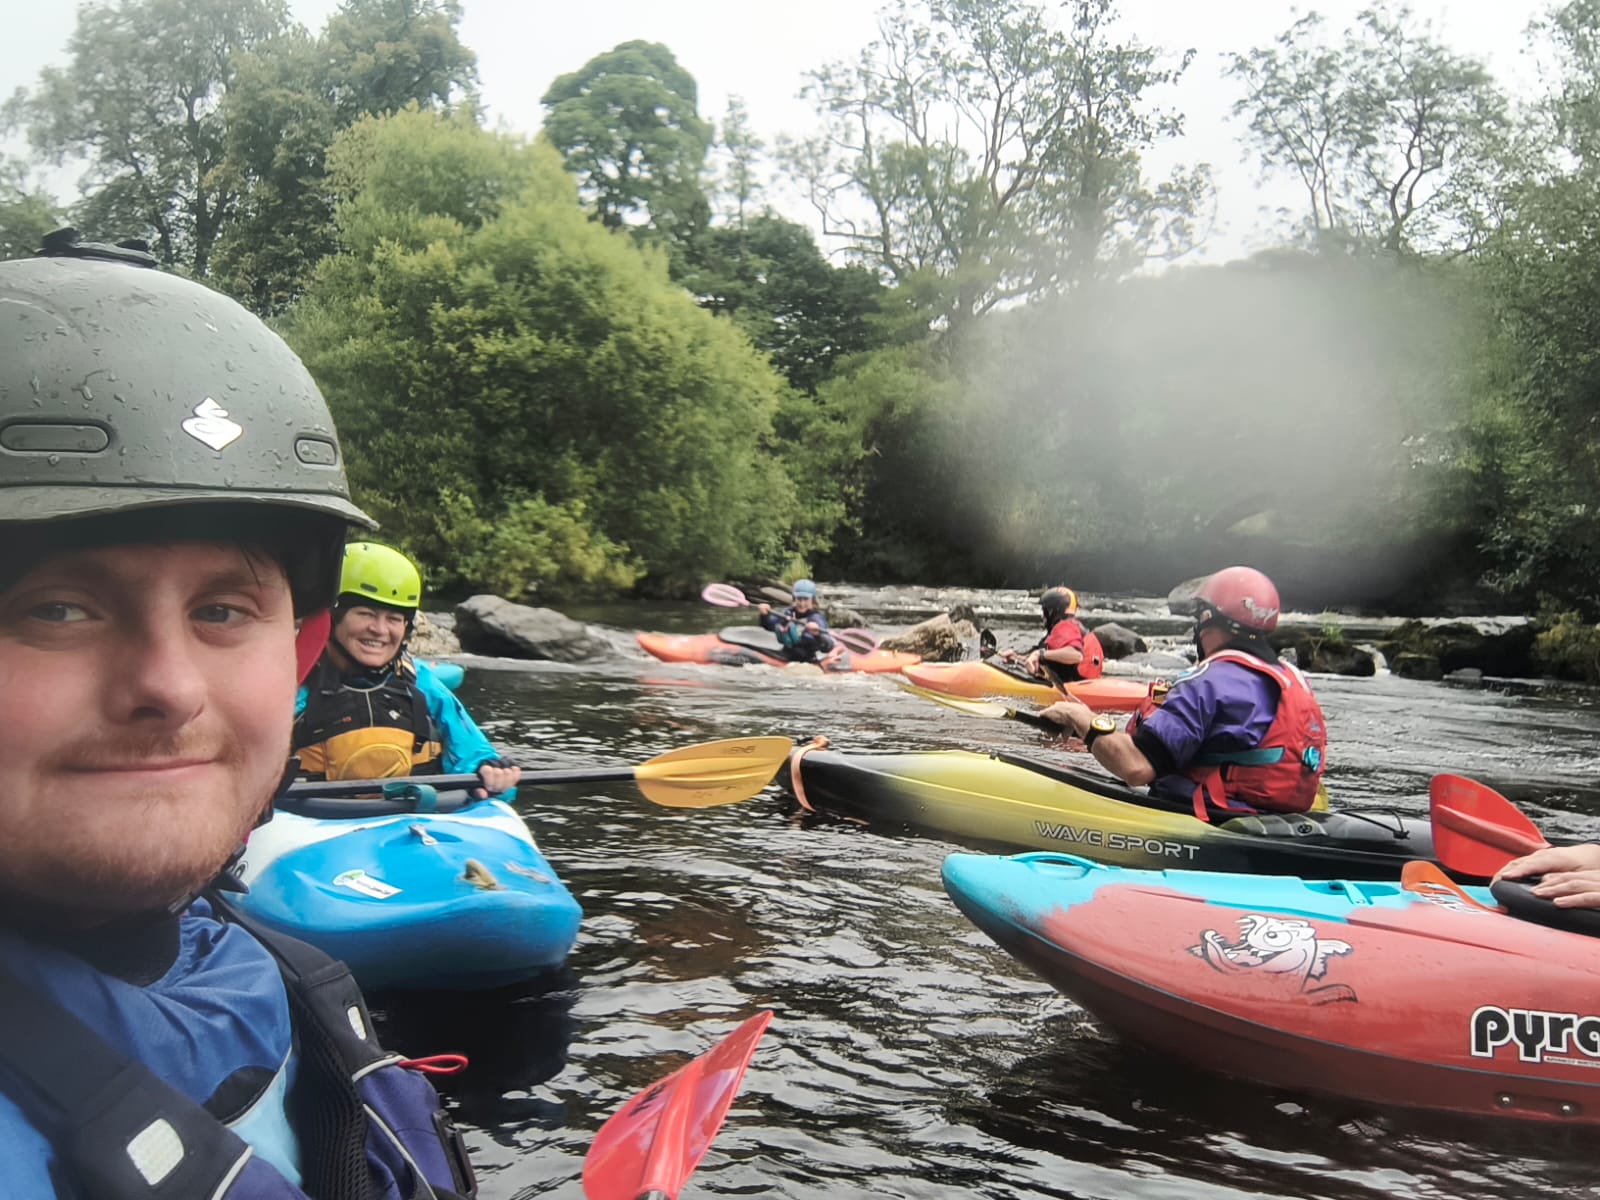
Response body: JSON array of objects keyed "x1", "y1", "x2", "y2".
[{"x1": 370, "y1": 586, "x2": 1600, "y2": 1200}]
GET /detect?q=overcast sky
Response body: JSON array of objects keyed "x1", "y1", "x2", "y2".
[{"x1": 2, "y1": 0, "x2": 1553, "y2": 264}]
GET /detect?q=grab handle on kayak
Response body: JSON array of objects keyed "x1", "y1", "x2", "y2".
[
  {"x1": 383, "y1": 781, "x2": 440, "y2": 812},
  {"x1": 1013, "y1": 851, "x2": 1105, "y2": 872}
]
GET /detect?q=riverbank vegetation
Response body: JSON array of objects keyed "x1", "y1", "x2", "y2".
[{"x1": 8, "y1": 0, "x2": 1600, "y2": 621}]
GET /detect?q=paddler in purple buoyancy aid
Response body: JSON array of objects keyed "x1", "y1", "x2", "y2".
[
  {"x1": 1040, "y1": 566, "x2": 1328, "y2": 822},
  {"x1": 756, "y1": 578, "x2": 843, "y2": 665},
  {"x1": 0, "y1": 234, "x2": 477, "y2": 1198}
]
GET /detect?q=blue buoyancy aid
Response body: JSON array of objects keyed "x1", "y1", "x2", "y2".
[{"x1": 0, "y1": 895, "x2": 476, "y2": 1199}]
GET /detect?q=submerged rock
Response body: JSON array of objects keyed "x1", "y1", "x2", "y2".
[{"x1": 454, "y1": 594, "x2": 615, "y2": 662}]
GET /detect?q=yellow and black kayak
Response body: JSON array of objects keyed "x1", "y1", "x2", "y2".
[
  {"x1": 899, "y1": 660, "x2": 1148, "y2": 711},
  {"x1": 784, "y1": 747, "x2": 1445, "y2": 879}
]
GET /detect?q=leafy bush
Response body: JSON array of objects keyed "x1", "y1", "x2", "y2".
[{"x1": 1532, "y1": 609, "x2": 1600, "y2": 683}]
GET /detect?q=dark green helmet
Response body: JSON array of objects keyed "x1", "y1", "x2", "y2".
[{"x1": 0, "y1": 233, "x2": 373, "y2": 528}]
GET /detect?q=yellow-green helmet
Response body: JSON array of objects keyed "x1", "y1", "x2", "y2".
[{"x1": 338, "y1": 542, "x2": 422, "y2": 610}]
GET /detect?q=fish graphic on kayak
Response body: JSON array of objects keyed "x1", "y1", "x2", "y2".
[{"x1": 1192, "y1": 913, "x2": 1358, "y2": 1004}]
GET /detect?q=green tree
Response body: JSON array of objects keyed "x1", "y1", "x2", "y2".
[
  {"x1": 285, "y1": 109, "x2": 800, "y2": 595},
  {"x1": 783, "y1": 0, "x2": 1208, "y2": 330},
  {"x1": 681, "y1": 214, "x2": 888, "y2": 394},
  {"x1": 1441, "y1": 0, "x2": 1600, "y2": 614},
  {"x1": 6, "y1": 0, "x2": 291, "y2": 273},
  {"x1": 211, "y1": 0, "x2": 476, "y2": 312},
  {"x1": 716, "y1": 95, "x2": 764, "y2": 229},
  {"x1": 541, "y1": 40, "x2": 713, "y2": 242},
  {"x1": 0, "y1": 159, "x2": 63, "y2": 260},
  {"x1": 1227, "y1": 6, "x2": 1511, "y2": 255}
]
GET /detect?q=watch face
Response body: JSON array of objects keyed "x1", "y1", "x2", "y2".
[{"x1": 1091, "y1": 716, "x2": 1117, "y2": 736}]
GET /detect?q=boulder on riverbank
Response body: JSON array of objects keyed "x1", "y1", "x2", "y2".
[
  {"x1": 1089, "y1": 622, "x2": 1146, "y2": 659},
  {"x1": 879, "y1": 612, "x2": 979, "y2": 661},
  {"x1": 408, "y1": 611, "x2": 460, "y2": 657},
  {"x1": 1269, "y1": 629, "x2": 1378, "y2": 677},
  {"x1": 454, "y1": 595, "x2": 615, "y2": 662},
  {"x1": 1378, "y1": 619, "x2": 1537, "y2": 680}
]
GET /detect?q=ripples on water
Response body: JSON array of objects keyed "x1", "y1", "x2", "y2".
[{"x1": 371, "y1": 594, "x2": 1600, "y2": 1199}]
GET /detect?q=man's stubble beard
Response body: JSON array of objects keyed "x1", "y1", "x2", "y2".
[{"x1": 2, "y1": 729, "x2": 288, "y2": 929}]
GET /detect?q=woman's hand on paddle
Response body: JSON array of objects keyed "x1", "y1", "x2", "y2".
[
  {"x1": 475, "y1": 761, "x2": 522, "y2": 797},
  {"x1": 1024, "y1": 650, "x2": 1045, "y2": 677},
  {"x1": 757, "y1": 602, "x2": 771, "y2": 616}
]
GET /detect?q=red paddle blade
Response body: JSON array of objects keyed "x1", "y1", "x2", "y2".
[
  {"x1": 584, "y1": 1010, "x2": 772, "y2": 1200},
  {"x1": 295, "y1": 609, "x2": 331, "y2": 684},
  {"x1": 1401, "y1": 859, "x2": 1499, "y2": 912},
  {"x1": 701, "y1": 583, "x2": 750, "y2": 608},
  {"x1": 1429, "y1": 773, "x2": 1549, "y2": 876}
]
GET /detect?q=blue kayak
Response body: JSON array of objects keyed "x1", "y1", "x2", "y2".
[
  {"x1": 419, "y1": 659, "x2": 465, "y2": 690},
  {"x1": 235, "y1": 790, "x2": 581, "y2": 991}
]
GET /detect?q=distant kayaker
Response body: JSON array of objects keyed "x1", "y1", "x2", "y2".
[
  {"x1": 756, "y1": 578, "x2": 843, "y2": 665},
  {"x1": 0, "y1": 235, "x2": 478, "y2": 1196},
  {"x1": 1040, "y1": 566, "x2": 1328, "y2": 821},
  {"x1": 295, "y1": 541, "x2": 521, "y2": 796},
  {"x1": 1000, "y1": 586, "x2": 1103, "y2": 685}
]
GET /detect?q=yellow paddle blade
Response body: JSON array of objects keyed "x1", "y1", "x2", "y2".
[
  {"x1": 897, "y1": 679, "x2": 1015, "y2": 720},
  {"x1": 633, "y1": 736, "x2": 794, "y2": 808},
  {"x1": 1313, "y1": 779, "x2": 1330, "y2": 813}
]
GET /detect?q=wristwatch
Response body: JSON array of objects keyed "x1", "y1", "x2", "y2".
[{"x1": 1083, "y1": 714, "x2": 1118, "y2": 749}]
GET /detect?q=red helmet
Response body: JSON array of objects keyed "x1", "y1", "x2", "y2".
[{"x1": 1195, "y1": 566, "x2": 1280, "y2": 633}]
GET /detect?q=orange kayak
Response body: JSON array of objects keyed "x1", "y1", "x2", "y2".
[
  {"x1": 899, "y1": 660, "x2": 1148, "y2": 711},
  {"x1": 637, "y1": 628, "x2": 919, "y2": 675}
]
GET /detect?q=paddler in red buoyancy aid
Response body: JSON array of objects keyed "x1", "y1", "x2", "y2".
[
  {"x1": 1040, "y1": 566, "x2": 1327, "y2": 821},
  {"x1": 295, "y1": 542, "x2": 521, "y2": 796},
  {"x1": 1000, "y1": 586, "x2": 1104, "y2": 686},
  {"x1": 0, "y1": 232, "x2": 477, "y2": 1197}
]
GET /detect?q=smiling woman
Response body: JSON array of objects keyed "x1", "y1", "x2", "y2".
[{"x1": 294, "y1": 540, "x2": 525, "y2": 797}]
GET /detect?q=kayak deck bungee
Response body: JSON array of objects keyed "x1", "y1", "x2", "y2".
[
  {"x1": 898, "y1": 660, "x2": 1148, "y2": 711},
  {"x1": 237, "y1": 791, "x2": 581, "y2": 991},
  {"x1": 636, "y1": 626, "x2": 919, "y2": 674},
  {"x1": 785, "y1": 748, "x2": 1441, "y2": 878},
  {"x1": 942, "y1": 852, "x2": 1600, "y2": 1125}
]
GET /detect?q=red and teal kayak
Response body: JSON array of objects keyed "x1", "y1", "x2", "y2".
[
  {"x1": 899, "y1": 660, "x2": 1148, "y2": 711},
  {"x1": 637, "y1": 627, "x2": 919, "y2": 674},
  {"x1": 942, "y1": 851, "x2": 1600, "y2": 1125}
]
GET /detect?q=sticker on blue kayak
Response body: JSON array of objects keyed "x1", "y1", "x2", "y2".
[
  {"x1": 503, "y1": 860, "x2": 553, "y2": 884},
  {"x1": 334, "y1": 869, "x2": 400, "y2": 899}
]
